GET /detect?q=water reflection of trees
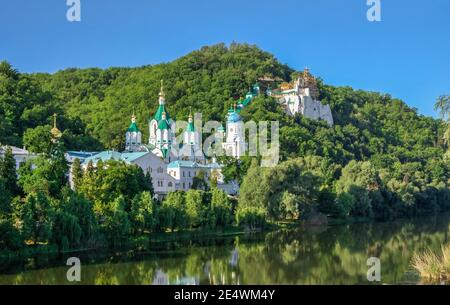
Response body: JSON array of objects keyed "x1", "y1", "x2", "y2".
[{"x1": 1, "y1": 215, "x2": 449, "y2": 284}]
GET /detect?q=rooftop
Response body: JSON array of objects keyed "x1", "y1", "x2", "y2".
[
  {"x1": 82, "y1": 151, "x2": 149, "y2": 165},
  {"x1": 0, "y1": 145, "x2": 31, "y2": 155},
  {"x1": 167, "y1": 160, "x2": 222, "y2": 169}
]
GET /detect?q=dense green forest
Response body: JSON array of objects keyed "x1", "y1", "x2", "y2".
[{"x1": 1, "y1": 43, "x2": 450, "y2": 254}]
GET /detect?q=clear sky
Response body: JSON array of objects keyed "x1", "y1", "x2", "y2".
[{"x1": 0, "y1": 0, "x2": 449, "y2": 117}]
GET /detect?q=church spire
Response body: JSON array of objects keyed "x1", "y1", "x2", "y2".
[
  {"x1": 159, "y1": 80, "x2": 165, "y2": 105},
  {"x1": 188, "y1": 107, "x2": 193, "y2": 123},
  {"x1": 131, "y1": 107, "x2": 136, "y2": 123}
]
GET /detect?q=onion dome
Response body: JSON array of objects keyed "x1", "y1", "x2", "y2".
[
  {"x1": 127, "y1": 113, "x2": 140, "y2": 132},
  {"x1": 153, "y1": 80, "x2": 171, "y2": 121}
]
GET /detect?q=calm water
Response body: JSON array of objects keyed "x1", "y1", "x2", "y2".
[{"x1": 1, "y1": 214, "x2": 450, "y2": 285}]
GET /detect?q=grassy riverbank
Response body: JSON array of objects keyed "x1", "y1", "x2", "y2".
[{"x1": 412, "y1": 244, "x2": 450, "y2": 282}]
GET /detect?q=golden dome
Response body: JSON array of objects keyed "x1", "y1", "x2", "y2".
[{"x1": 51, "y1": 113, "x2": 62, "y2": 138}]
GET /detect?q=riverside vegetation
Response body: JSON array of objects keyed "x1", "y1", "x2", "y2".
[
  {"x1": 1, "y1": 43, "x2": 450, "y2": 258},
  {"x1": 412, "y1": 243, "x2": 450, "y2": 282}
]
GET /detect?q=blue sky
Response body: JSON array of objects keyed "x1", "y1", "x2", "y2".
[{"x1": 0, "y1": 0, "x2": 449, "y2": 117}]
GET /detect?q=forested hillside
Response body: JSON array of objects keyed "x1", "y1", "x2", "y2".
[
  {"x1": 21, "y1": 43, "x2": 293, "y2": 149},
  {"x1": 1, "y1": 43, "x2": 449, "y2": 229}
]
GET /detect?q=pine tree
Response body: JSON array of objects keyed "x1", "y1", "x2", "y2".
[
  {"x1": 0, "y1": 146, "x2": 19, "y2": 196},
  {"x1": 48, "y1": 140, "x2": 69, "y2": 197},
  {"x1": 71, "y1": 158, "x2": 83, "y2": 191}
]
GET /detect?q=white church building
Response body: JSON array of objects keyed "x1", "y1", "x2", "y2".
[
  {"x1": 219, "y1": 106, "x2": 247, "y2": 159},
  {"x1": 269, "y1": 68, "x2": 334, "y2": 126},
  {"x1": 74, "y1": 81, "x2": 237, "y2": 199}
]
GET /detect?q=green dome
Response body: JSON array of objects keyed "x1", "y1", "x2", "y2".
[
  {"x1": 154, "y1": 104, "x2": 171, "y2": 121},
  {"x1": 127, "y1": 122, "x2": 140, "y2": 133}
]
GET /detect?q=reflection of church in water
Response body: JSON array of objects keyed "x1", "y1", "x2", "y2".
[{"x1": 152, "y1": 248, "x2": 240, "y2": 285}]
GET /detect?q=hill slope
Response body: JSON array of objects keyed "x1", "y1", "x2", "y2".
[{"x1": 1, "y1": 43, "x2": 449, "y2": 221}]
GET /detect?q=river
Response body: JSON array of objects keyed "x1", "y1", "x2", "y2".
[{"x1": 1, "y1": 214, "x2": 449, "y2": 285}]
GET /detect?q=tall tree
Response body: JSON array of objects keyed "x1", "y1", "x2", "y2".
[
  {"x1": 48, "y1": 140, "x2": 69, "y2": 197},
  {"x1": 0, "y1": 146, "x2": 19, "y2": 196},
  {"x1": 185, "y1": 190, "x2": 204, "y2": 228},
  {"x1": 130, "y1": 191, "x2": 155, "y2": 234},
  {"x1": 435, "y1": 95, "x2": 450, "y2": 120},
  {"x1": 71, "y1": 158, "x2": 83, "y2": 191},
  {"x1": 21, "y1": 192, "x2": 53, "y2": 244},
  {"x1": 162, "y1": 192, "x2": 187, "y2": 231},
  {"x1": 103, "y1": 195, "x2": 132, "y2": 247},
  {"x1": 211, "y1": 188, "x2": 232, "y2": 227}
]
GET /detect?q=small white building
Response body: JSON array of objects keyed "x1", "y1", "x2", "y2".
[
  {"x1": 167, "y1": 160, "x2": 239, "y2": 195},
  {"x1": 0, "y1": 145, "x2": 36, "y2": 169},
  {"x1": 167, "y1": 160, "x2": 211, "y2": 191}
]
